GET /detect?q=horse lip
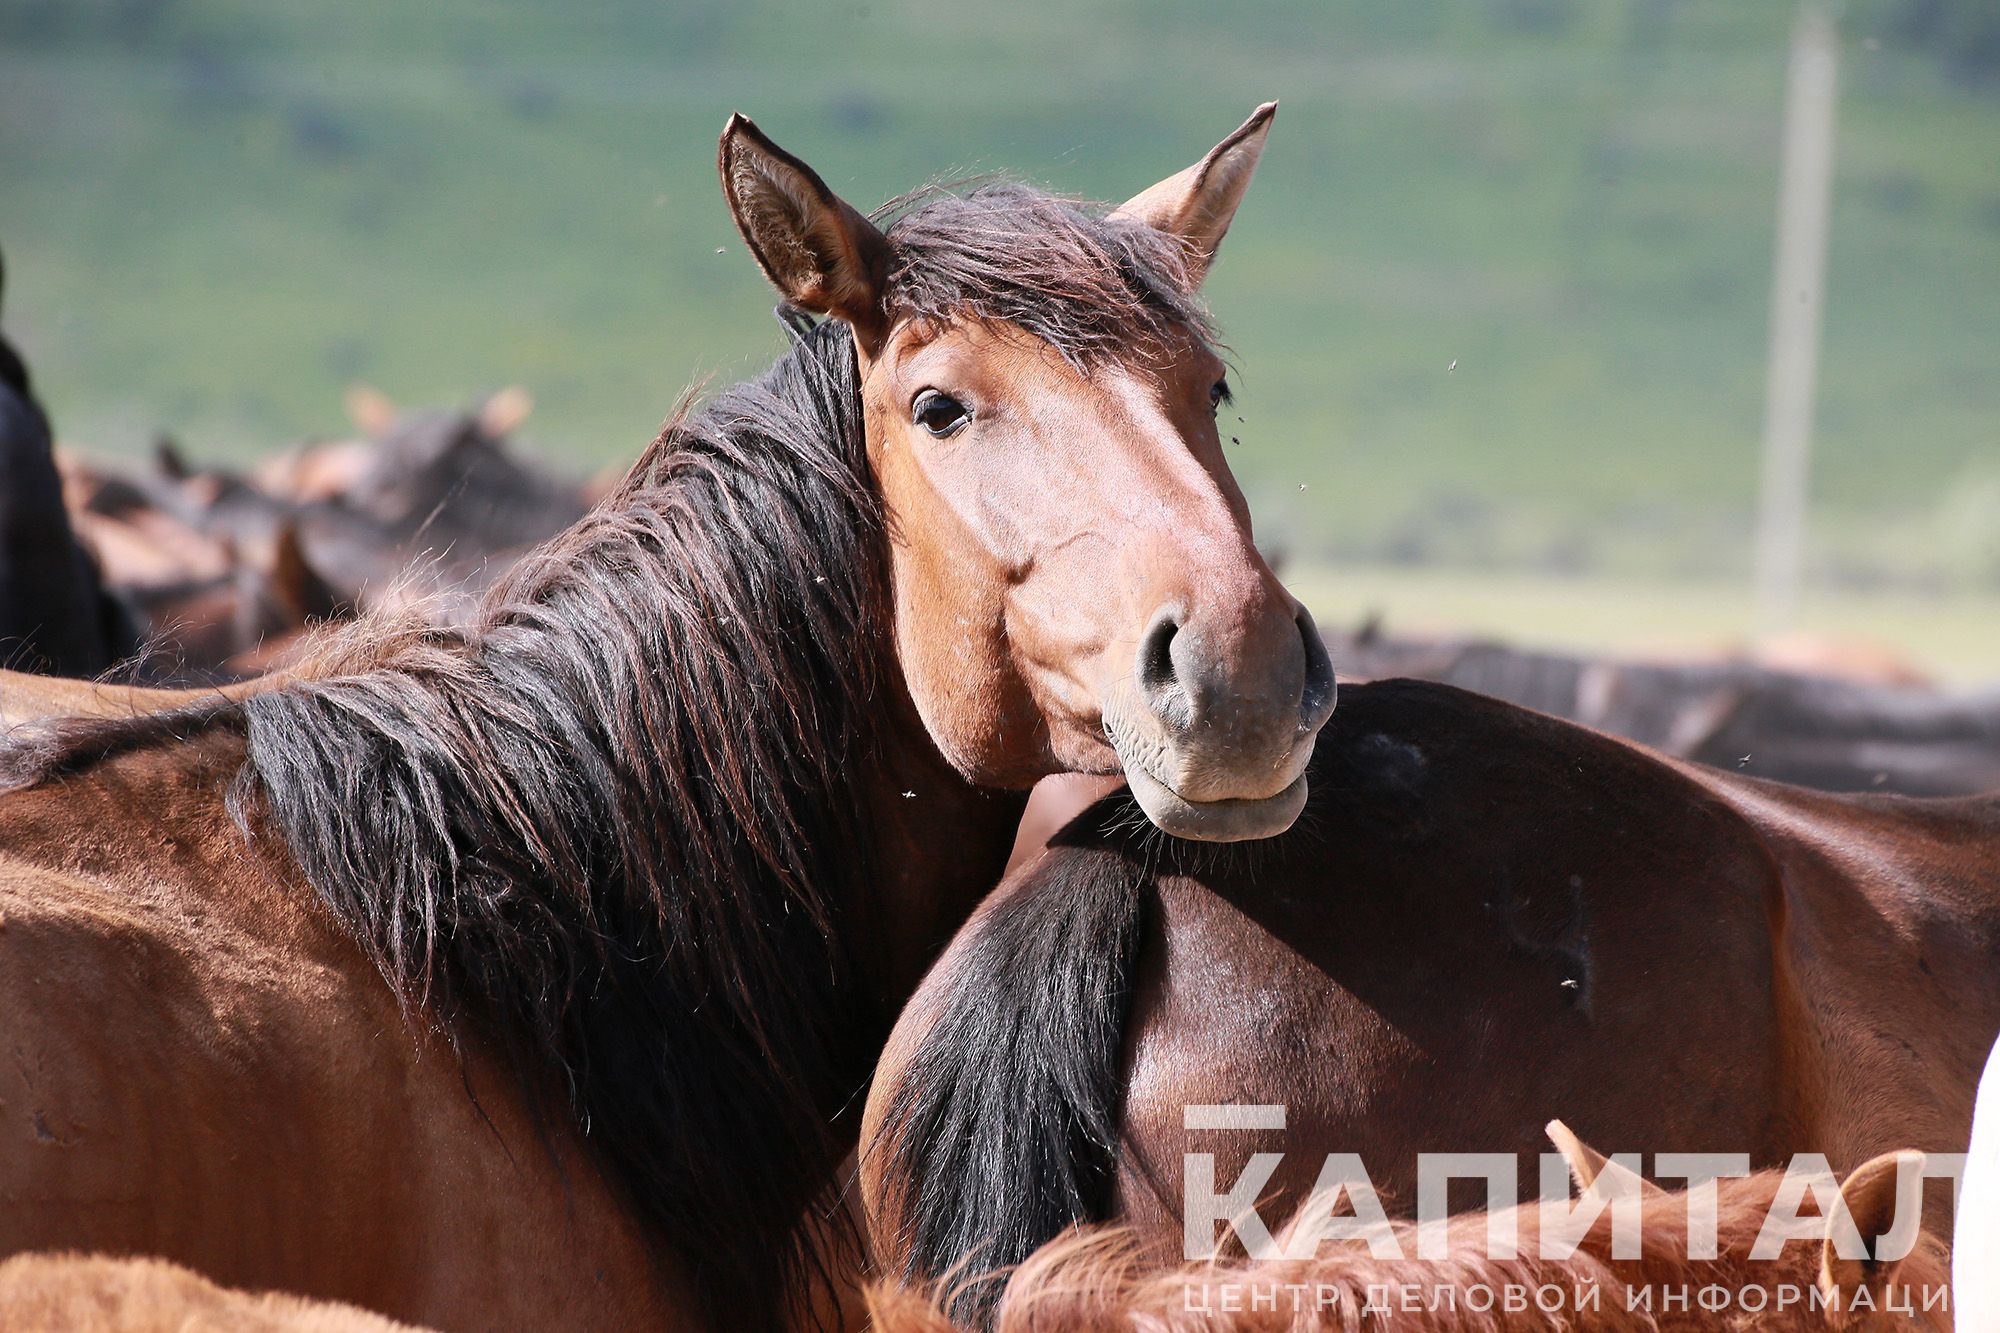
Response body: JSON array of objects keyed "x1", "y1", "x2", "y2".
[{"x1": 1122, "y1": 762, "x2": 1309, "y2": 843}]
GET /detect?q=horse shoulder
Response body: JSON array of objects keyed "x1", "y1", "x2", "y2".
[{"x1": 0, "y1": 736, "x2": 680, "y2": 1327}]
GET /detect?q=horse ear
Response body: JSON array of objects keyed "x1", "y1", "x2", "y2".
[
  {"x1": 1820, "y1": 1150, "x2": 1925, "y2": 1311},
  {"x1": 345, "y1": 384, "x2": 398, "y2": 438},
  {"x1": 1114, "y1": 101, "x2": 1276, "y2": 287},
  {"x1": 718, "y1": 113, "x2": 892, "y2": 345},
  {"x1": 1546, "y1": 1120, "x2": 1609, "y2": 1190},
  {"x1": 153, "y1": 434, "x2": 190, "y2": 482},
  {"x1": 1546, "y1": 1119, "x2": 1664, "y2": 1199},
  {"x1": 265, "y1": 522, "x2": 340, "y2": 624},
  {"x1": 476, "y1": 385, "x2": 533, "y2": 439}
]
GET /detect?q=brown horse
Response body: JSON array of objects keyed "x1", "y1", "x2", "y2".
[
  {"x1": 862, "y1": 679, "x2": 2000, "y2": 1322},
  {"x1": 0, "y1": 106, "x2": 1327, "y2": 1329},
  {"x1": 867, "y1": 1124, "x2": 1951, "y2": 1331}
]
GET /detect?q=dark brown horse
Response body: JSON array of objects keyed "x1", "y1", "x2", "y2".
[
  {"x1": 0, "y1": 251, "x2": 132, "y2": 676},
  {"x1": 0, "y1": 106, "x2": 1326, "y2": 1329},
  {"x1": 862, "y1": 679, "x2": 2000, "y2": 1322}
]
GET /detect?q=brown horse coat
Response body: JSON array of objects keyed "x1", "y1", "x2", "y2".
[
  {"x1": 866, "y1": 1134, "x2": 1951, "y2": 1330},
  {"x1": 0, "y1": 1253, "x2": 429, "y2": 1331},
  {"x1": 0, "y1": 729, "x2": 680, "y2": 1325},
  {"x1": 863, "y1": 680, "x2": 2000, "y2": 1319}
]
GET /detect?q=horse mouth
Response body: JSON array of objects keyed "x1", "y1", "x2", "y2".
[{"x1": 1121, "y1": 761, "x2": 1310, "y2": 842}]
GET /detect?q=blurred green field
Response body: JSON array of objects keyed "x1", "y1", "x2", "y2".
[
  {"x1": 2, "y1": 0, "x2": 1997, "y2": 622},
  {"x1": 1289, "y1": 562, "x2": 2000, "y2": 685}
]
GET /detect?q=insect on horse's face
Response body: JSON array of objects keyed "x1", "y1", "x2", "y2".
[{"x1": 719, "y1": 105, "x2": 1335, "y2": 842}]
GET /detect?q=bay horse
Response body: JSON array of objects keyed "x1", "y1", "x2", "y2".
[
  {"x1": 866, "y1": 1124, "x2": 1951, "y2": 1331},
  {"x1": 862, "y1": 679, "x2": 2000, "y2": 1321},
  {"x1": 0, "y1": 105, "x2": 1329, "y2": 1329}
]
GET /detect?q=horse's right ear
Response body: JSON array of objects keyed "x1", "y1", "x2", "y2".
[
  {"x1": 718, "y1": 114, "x2": 892, "y2": 347},
  {"x1": 1113, "y1": 101, "x2": 1276, "y2": 288}
]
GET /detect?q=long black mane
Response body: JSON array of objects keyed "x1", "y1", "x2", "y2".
[
  {"x1": 251, "y1": 317, "x2": 886, "y2": 1323},
  {"x1": 0, "y1": 181, "x2": 1212, "y2": 1324}
]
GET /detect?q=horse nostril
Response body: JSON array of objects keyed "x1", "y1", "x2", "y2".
[
  {"x1": 1297, "y1": 608, "x2": 1337, "y2": 729},
  {"x1": 1136, "y1": 606, "x2": 1192, "y2": 730}
]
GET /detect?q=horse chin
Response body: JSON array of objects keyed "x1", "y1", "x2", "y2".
[{"x1": 1122, "y1": 763, "x2": 1309, "y2": 842}]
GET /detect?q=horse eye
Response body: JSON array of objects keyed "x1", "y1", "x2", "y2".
[
  {"x1": 1210, "y1": 378, "x2": 1232, "y2": 411},
  {"x1": 912, "y1": 390, "x2": 971, "y2": 438}
]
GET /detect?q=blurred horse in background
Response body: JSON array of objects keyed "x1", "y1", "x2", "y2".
[
  {"x1": 1328, "y1": 623, "x2": 2000, "y2": 796},
  {"x1": 0, "y1": 250, "x2": 134, "y2": 677}
]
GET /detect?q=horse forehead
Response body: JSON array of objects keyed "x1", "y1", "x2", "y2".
[
  {"x1": 874, "y1": 317, "x2": 1197, "y2": 405},
  {"x1": 876, "y1": 317, "x2": 1065, "y2": 382}
]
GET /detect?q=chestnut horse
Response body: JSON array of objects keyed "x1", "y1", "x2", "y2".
[
  {"x1": 868, "y1": 1124, "x2": 1951, "y2": 1331},
  {"x1": 863, "y1": 679, "x2": 2000, "y2": 1322},
  {"x1": 0, "y1": 106, "x2": 1329, "y2": 1330}
]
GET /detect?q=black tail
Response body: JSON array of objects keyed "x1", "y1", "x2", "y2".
[{"x1": 870, "y1": 816, "x2": 1152, "y2": 1327}]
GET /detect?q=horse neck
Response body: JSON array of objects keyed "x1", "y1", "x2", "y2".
[{"x1": 846, "y1": 667, "x2": 1030, "y2": 1038}]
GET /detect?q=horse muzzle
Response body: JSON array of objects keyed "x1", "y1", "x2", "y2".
[{"x1": 1103, "y1": 601, "x2": 1336, "y2": 842}]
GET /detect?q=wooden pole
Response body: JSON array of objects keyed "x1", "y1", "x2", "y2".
[{"x1": 1754, "y1": 1, "x2": 1839, "y2": 634}]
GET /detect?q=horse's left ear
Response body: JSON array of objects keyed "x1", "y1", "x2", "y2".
[
  {"x1": 1820, "y1": 1149, "x2": 1926, "y2": 1312},
  {"x1": 1546, "y1": 1119, "x2": 1663, "y2": 1199},
  {"x1": 718, "y1": 113, "x2": 892, "y2": 346},
  {"x1": 1114, "y1": 101, "x2": 1277, "y2": 287}
]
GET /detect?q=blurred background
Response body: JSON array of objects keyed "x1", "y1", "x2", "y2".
[{"x1": 2, "y1": 0, "x2": 1997, "y2": 676}]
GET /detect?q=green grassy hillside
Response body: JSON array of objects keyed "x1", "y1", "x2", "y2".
[{"x1": 3, "y1": 0, "x2": 1996, "y2": 592}]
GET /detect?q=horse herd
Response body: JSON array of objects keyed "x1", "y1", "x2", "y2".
[{"x1": 0, "y1": 105, "x2": 1996, "y2": 1331}]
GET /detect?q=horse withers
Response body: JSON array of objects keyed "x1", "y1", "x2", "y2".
[{"x1": 0, "y1": 105, "x2": 1322, "y2": 1330}]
